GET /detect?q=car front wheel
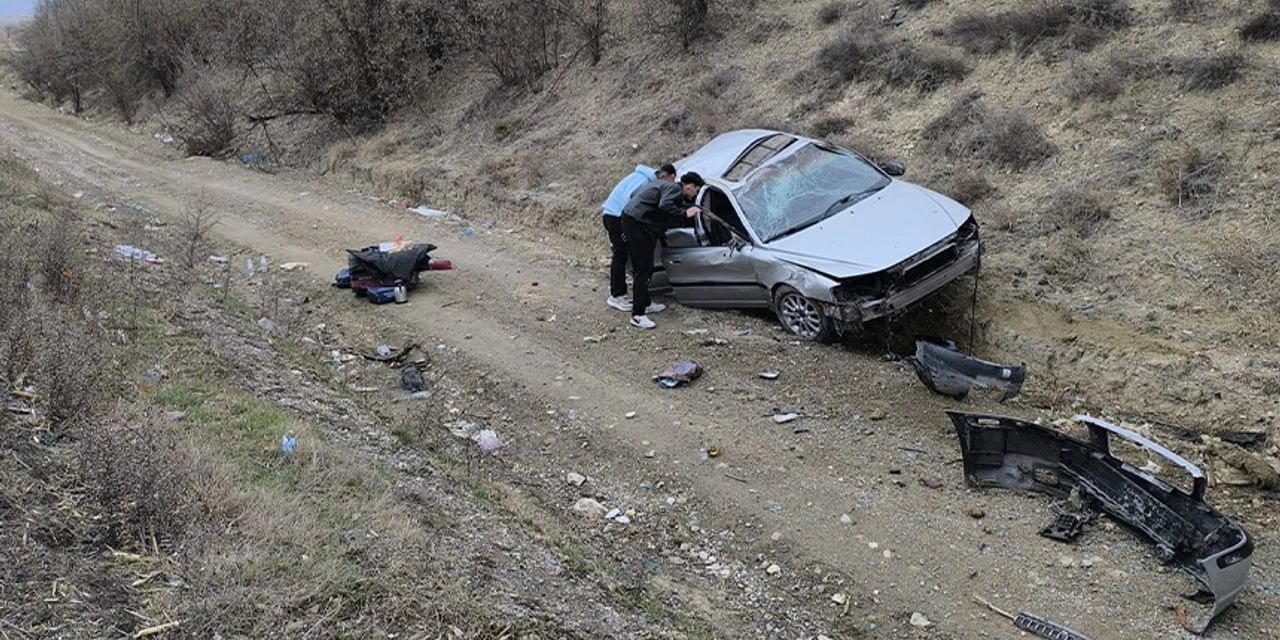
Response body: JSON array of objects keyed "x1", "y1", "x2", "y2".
[{"x1": 774, "y1": 285, "x2": 836, "y2": 342}]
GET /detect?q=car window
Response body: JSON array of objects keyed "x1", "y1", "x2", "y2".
[{"x1": 733, "y1": 143, "x2": 889, "y2": 243}]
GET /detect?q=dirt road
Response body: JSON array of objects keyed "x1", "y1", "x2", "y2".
[{"x1": 2, "y1": 90, "x2": 1276, "y2": 639}]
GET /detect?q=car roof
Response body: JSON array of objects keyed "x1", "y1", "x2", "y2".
[{"x1": 675, "y1": 129, "x2": 822, "y2": 187}]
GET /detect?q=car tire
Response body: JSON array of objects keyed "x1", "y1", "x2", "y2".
[{"x1": 774, "y1": 285, "x2": 836, "y2": 342}]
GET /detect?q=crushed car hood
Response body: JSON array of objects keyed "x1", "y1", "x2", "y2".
[{"x1": 766, "y1": 181, "x2": 968, "y2": 278}]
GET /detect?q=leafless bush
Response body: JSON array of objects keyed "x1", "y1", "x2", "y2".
[
  {"x1": 1166, "y1": 53, "x2": 1245, "y2": 91},
  {"x1": 468, "y1": 0, "x2": 571, "y2": 88},
  {"x1": 1160, "y1": 146, "x2": 1225, "y2": 213},
  {"x1": 39, "y1": 206, "x2": 84, "y2": 305},
  {"x1": 819, "y1": 21, "x2": 968, "y2": 92},
  {"x1": 79, "y1": 409, "x2": 196, "y2": 548},
  {"x1": 699, "y1": 67, "x2": 739, "y2": 98},
  {"x1": 177, "y1": 199, "x2": 219, "y2": 271},
  {"x1": 947, "y1": 0, "x2": 1131, "y2": 56},
  {"x1": 816, "y1": 1, "x2": 847, "y2": 25},
  {"x1": 1064, "y1": 53, "x2": 1130, "y2": 102},
  {"x1": 1046, "y1": 184, "x2": 1111, "y2": 236},
  {"x1": 923, "y1": 93, "x2": 1056, "y2": 168},
  {"x1": 39, "y1": 310, "x2": 108, "y2": 429},
  {"x1": 1240, "y1": 11, "x2": 1280, "y2": 41},
  {"x1": 934, "y1": 169, "x2": 997, "y2": 206},
  {"x1": 808, "y1": 116, "x2": 855, "y2": 138},
  {"x1": 173, "y1": 66, "x2": 240, "y2": 158},
  {"x1": 1167, "y1": 0, "x2": 1208, "y2": 17},
  {"x1": 670, "y1": 0, "x2": 712, "y2": 50}
]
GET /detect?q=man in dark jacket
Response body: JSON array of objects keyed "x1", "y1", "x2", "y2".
[{"x1": 620, "y1": 171, "x2": 704, "y2": 329}]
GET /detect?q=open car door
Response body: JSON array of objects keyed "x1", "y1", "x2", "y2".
[{"x1": 659, "y1": 187, "x2": 769, "y2": 308}]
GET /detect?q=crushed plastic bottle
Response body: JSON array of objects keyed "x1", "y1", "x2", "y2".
[
  {"x1": 245, "y1": 258, "x2": 255, "y2": 278},
  {"x1": 281, "y1": 431, "x2": 297, "y2": 455},
  {"x1": 462, "y1": 226, "x2": 477, "y2": 237},
  {"x1": 258, "y1": 256, "x2": 269, "y2": 274}
]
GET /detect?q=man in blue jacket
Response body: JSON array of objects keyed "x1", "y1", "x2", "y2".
[{"x1": 601, "y1": 163, "x2": 676, "y2": 311}]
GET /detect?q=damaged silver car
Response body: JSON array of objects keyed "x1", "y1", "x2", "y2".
[
  {"x1": 653, "y1": 129, "x2": 982, "y2": 340},
  {"x1": 950, "y1": 411, "x2": 1253, "y2": 634}
]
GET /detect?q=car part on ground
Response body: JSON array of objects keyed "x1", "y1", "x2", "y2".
[
  {"x1": 909, "y1": 336, "x2": 1025, "y2": 400},
  {"x1": 973, "y1": 595, "x2": 1096, "y2": 640},
  {"x1": 950, "y1": 412, "x2": 1252, "y2": 634},
  {"x1": 650, "y1": 129, "x2": 982, "y2": 340},
  {"x1": 654, "y1": 360, "x2": 704, "y2": 388}
]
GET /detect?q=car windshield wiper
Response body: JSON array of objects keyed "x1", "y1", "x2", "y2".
[
  {"x1": 822, "y1": 184, "x2": 886, "y2": 218},
  {"x1": 766, "y1": 215, "x2": 826, "y2": 242}
]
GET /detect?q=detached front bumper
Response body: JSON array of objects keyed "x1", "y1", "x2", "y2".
[{"x1": 828, "y1": 238, "x2": 982, "y2": 325}]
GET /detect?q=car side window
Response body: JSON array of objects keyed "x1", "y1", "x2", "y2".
[{"x1": 701, "y1": 188, "x2": 750, "y2": 244}]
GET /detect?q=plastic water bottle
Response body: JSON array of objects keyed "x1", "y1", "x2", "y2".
[
  {"x1": 245, "y1": 259, "x2": 255, "y2": 278},
  {"x1": 258, "y1": 256, "x2": 269, "y2": 274}
]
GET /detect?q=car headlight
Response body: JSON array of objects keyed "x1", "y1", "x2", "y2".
[{"x1": 957, "y1": 215, "x2": 979, "y2": 241}]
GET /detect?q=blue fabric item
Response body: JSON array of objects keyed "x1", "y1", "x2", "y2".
[
  {"x1": 366, "y1": 286, "x2": 397, "y2": 304},
  {"x1": 601, "y1": 165, "x2": 656, "y2": 216},
  {"x1": 333, "y1": 268, "x2": 351, "y2": 289}
]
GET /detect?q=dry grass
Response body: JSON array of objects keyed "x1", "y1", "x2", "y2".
[
  {"x1": 1064, "y1": 53, "x2": 1131, "y2": 102},
  {"x1": 1159, "y1": 146, "x2": 1226, "y2": 214},
  {"x1": 1045, "y1": 183, "x2": 1112, "y2": 236},
  {"x1": 947, "y1": 0, "x2": 1131, "y2": 56},
  {"x1": 930, "y1": 169, "x2": 996, "y2": 206},
  {"x1": 923, "y1": 93, "x2": 1056, "y2": 168},
  {"x1": 1240, "y1": 11, "x2": 1280, "y2": 41},
  {"x1": 818, "y1": 19, "x2": 968, "y2": 93},
  {"x1": 1165, "y1": 52, "x2": 1245, "y2": 91}
]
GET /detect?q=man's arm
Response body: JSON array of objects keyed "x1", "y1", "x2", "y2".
[{"x1": 657, "y1": 183, "x2": 699, "y2": 219}]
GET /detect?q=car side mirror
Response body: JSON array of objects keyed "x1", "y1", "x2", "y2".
[
  {"x1": 665, "y1": 227, "x2": 698, "y2": 249},
  {"x1": 879, "y1": 161, "x2": 906, "y2": 177}
]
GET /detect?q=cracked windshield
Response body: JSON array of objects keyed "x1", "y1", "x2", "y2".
[{"x1": 734, "y1": 144, "x2": 888, "y2": 242}]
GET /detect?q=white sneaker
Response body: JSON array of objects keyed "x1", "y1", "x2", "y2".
[
  {"x1": 607, "y1": 296, "x2": 631, "y2": 312},
  {"x1": 645, "y1": 302, "x2": 667, "y2": 314},
  {"x1": 630, "y1": 315, "x2": 656, "y2": 329}
]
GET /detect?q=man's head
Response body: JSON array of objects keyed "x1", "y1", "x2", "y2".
[
  {"x1": 656, "y1": 163, "x2": 677, "y2": 181},
  {"x1": 679, "y1": 172, "x2": 705, "y2": 200}
]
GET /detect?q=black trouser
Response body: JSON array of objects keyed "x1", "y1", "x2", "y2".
[
  {"x1": 621, "y1": 215, "x2": 659, "y2": 316},
  {"x1": 601, "y1": 214, "x2": 628, "y2": 298}
]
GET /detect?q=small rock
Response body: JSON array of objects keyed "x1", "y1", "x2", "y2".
[
  {"x1": 573, "y1": 498, "x2": 607, "y2": 517},
  {"x1": 766, "y1": 563, "x2": 781, "y2": 575},
  {"x1": 614, "y1": 515, "x2": 631, "y2": 525},
  {"x1": 256, "y1": 317, "x2": 277, "y2": 333},
  {"x1": 625, "y1": 411, "x2": 637, "y2": 419},
  {"x1": 840, "y1": 514, "x2": 854, "y2": 525},
  {"x1": 869, "y1": 409, "x2": 887, "y2": 421},
  {"x1": 882, "y1": 549, "x2": 892, "y2": 559},
  {"x1": 165, "y1": 410, "x2": 187, "y2": 421},
  {"x1": 645, "y1": 450, "x2": 656, "y2": 458},
  {"x1": 770, "y1": 531, "x2": 783, "y2": 541},
  {"x1": 919, "y1": 477, "x2": 943, "y2": 489},
  {"x1": 668, "y1": 556, "x2": 686, "y2": 565},
  {"x1": 831, "y1": 593, "x2": 848, "y2": 605},
  {"x1": 759, "y1": 371, "x2": 780, "y2": 380},
  {"x1": 910, "y1": 612, "x2": 932, "y2": 627},
  {"x1": 772, "y1": 412, "x2": 801, "y2": 424},
  {"x1": 566, "y1": 472, "x2": 587, "y2": 487},
  {"x1": 1058, "y1": 555, "x2": 1076, "y2": 568},
  {"x1": 966, "y1": 505, "x2": 987, "y2": 519},
  {"x1": 888, "y1": 466, "x2": 902, "y2": 475},
  {"x1": 605, "y1": 508, "x2": 621, "y2": 520}
]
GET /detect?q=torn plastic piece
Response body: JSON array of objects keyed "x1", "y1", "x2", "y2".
[
  {"x1": 655, "y1": 360, "x2": 703, "y2": 388},
  {"x1": 909, "y1": 336, "x2": 1025, "y2": 401},
  {"x1": 951, "y1": 412, "x2": 1252, "y2": 634},
  {"x1": 114, "y1": 244, "x2": 164, "y2": 264}
]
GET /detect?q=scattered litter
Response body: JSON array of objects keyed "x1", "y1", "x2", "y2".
[
  {"x1": 698, "y1": 448, "x2": 710, "y2": 462},
  {"x1": 165, "y1": 411, "x2": 187, "y2": 421},
  {"x1": 463, "y1": 226, "x2": 477, "y2": 237},
  {"x1": 758, "y1": 371, "x2": 780, "y2": 380},
  {"x1": 766, "y1": 563, "x2": 781, "y2": 575},
  {"x1": 683, "y1": 329, "x2": 709, "y2": 336},
  {"x1": 909, "y1": 612, "x2": 932, "y2": 628},
  {"x1": 655, "y1": 359, "x2": 704, "y2": 388},
  {"x1": 447, "y1": 419, "x2": 480, "y2": 439},
  {"x1": 738, "y1": 328, "x2": 753, "y2": 336},
  {"x1": 973, "y1": 595, "x2": 1095, "y2": 640},
  {"x1": 605, "y1": 508, "x2": 621, "y2": 519},
  {"x1": 840, "y1": 514, "x2": 854, "y2": 525},
  {"x1": 625, "y1": 411, "x2": 637, "y2": 419},
  {"x1": 114, "y1": 244, "x2": 164, "y2": 264},
  {"x1": 566, "y1": 472, "x2": 587, "y2": 487},
  {"x1": 245, "y1": 258, "x2": 255, "y2": 278},
  {"x1": 409, "y1": 206, "x2": 460, "y2": 221},
  {"x1": 408, "y1": 391, "x2": 432, "y2": 400},
  {"x1": 707, "y1": 447, "x2": 720, "y2": 458},
  {"x1": 256, "y1": 317, "x2": 278, "y2": 334},
  {"x1": 483, "y1": 220, "x2": 495, "y2": 230},
  {"x1": 400, "y1": 367, "x2": 426, "y2": 394},
  {"x1": 701, "y1": 338, "x2": 729, "y2": 347},
  {"x1": 259, "y1": 256, "x2": 269, "y2": 273},
  {"x1": 475, "y1": 429, "x2": 503, "y2": 454},
  {"x1": 772, "y1": 412, "x2": 801, "y2": 424},
  {"x1": 155, "y1": 132, "x2": 175, "y2": 144},
  {"x1": 281, "y1": 431, "x2": 297, "y2": 455},
  {"x1": 831, "y1": 593, "x2": 849, "y2": 605},
  {"x1": 909, "y1": 336, "x2": 1026, "y2": 401},
  {"x1": 209, "y1": 255, "x2": 228, "y2": 264},
  {"x1": 363, "y1": 342, "x2": 420, "y2": 364},
  {"x1": 645, "y1": 450, "x2": 656, "y2": 458},
  {"x1": 792, "y1": 428, "x2": 811, "y2": 435},
  {"x1": 919, "y1": 477, "x2": 944, "y2": 490},
  {"x1": 280, "y1": 262, "x2": 309, "y2": 271}
]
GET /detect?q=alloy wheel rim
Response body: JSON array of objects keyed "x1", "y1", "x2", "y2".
[{"x1": 780, "y1": 294, "x2": 822, "y2": 339}]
